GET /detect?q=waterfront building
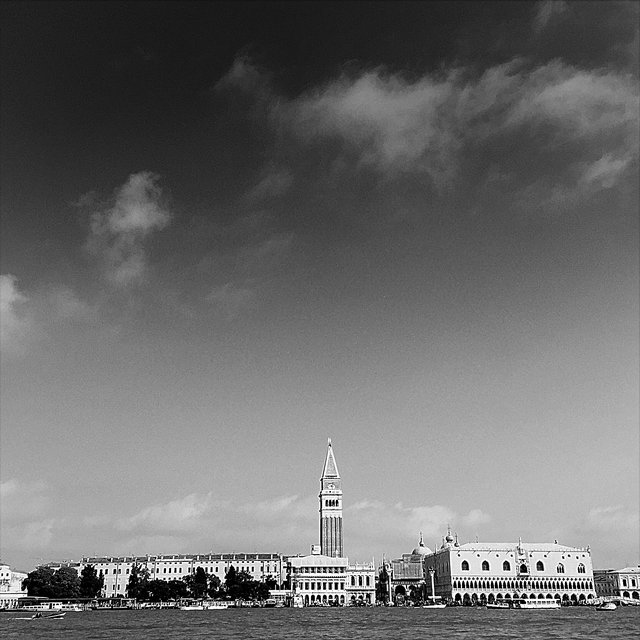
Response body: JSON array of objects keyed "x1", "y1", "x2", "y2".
[
  {"x1": 345, "y1": 561, "x2": 376, "y2": 605},
  {"x1": 0, "y1": 563, "x2": 28, "y2": 609},
  {"x1": 319, "y1": 438, "x2": 343, "y2": 558},
  {"x1": 75, "y1": 553, "x2": 286, "y2": 597},
  {"x1": 594, "y1": 566, "x2": 640, "y2": 600},
  {"x1": 288, "y1": 549, "x2": 348, "y2": 606},
  {"x1": 388, "y1": 533, "x2": 432, "y2": 602},
  {"x1": 423, "y1": 532, "x2": 597, "y2": 605}
]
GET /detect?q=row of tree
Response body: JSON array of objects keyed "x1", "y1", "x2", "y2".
[
  {"x1": 22, "y1": 564, "x2": 277, "y2": 602},
  {"x1": 21, "y1": 565, "x2": 104, "y2": 599}
]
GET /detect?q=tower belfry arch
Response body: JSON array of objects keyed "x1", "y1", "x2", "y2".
[{"x1": 319, "y1": 438, "x2": 343, "y2": 558}]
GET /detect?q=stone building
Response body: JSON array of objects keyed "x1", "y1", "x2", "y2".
[
  {"x1": 388, "y1": 533, "x2": 432, "y2": 602},
  {"x1": 594, "y1": 566, "x2": 640, "y2": 601},
  {"x1": 0, "y1": 563, "x2": 27, "y2": 609},
  {"x1": 423, "y1": 532, "x2": 597, "y2": 605}
]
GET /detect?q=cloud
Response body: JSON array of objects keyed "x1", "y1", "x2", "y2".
[
  {"x1": 244, "y1": 168, "x2": 293, "y2": 204},
  {"x1": 345, "y1": 500, "x2": 491, "y2": 550},
  {"x1": 533, "y1": 0, "x2": 569, "y2": 32},
  {"x1": 218, "y1": 56, "x2": 638, "y2": 207},
  {"x1": 117, "y1": 492, "x2": 217, "y2": 534},
  {"x1": 85, "y1": 171, "x2": 173, "y2": 286},
  {"x1": 585, "y1": 505, "x2": 639, "y2": 532},
  {"x1": 0, "y1": 275, "x2": 33, "y2": 354},
  {"x1": 47, "y1": 286, "x2": 98, "y2": 323},
  {"x1": 207, "y1": 283, "x2": 258, "y2": 320}
]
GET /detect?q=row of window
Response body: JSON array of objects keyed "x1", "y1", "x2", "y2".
[
  {"x1": 101, "y1": 564, "x2": 274, "y2": 576},
  {"x1": 460, "y1": 560, "x2": 585, "y2": 574},
  {"x1": 324, "y1": 499, "x2": 340, "y2": 507},
  {"x1": 296, "y1": 567, "x2": 345, "y2": 574},
  {"x1": 301, "y1": 582, "x2": 344, "y2": 591}
]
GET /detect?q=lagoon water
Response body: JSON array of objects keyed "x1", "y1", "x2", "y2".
[{"x1": 1, "y1": 607, "x2": 638, "y2": 640}]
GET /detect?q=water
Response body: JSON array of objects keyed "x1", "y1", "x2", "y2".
[{"x1": 1, "y1": 607, "x2": 638, "y2": 639}]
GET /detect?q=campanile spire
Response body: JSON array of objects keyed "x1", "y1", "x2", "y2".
[{"x1": 319, "y1": 438, "x2": 343, "y2": 557}]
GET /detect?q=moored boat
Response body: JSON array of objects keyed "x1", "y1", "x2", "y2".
[
  {"x1": 488, "y1": 599, "x2": 560, "y2": 609},
  {"x1": 595, "y1": 601, "x2": 617, "y2": 611}
]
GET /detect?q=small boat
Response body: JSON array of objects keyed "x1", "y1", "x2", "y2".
[
  {"x1": 596, "y1": 602, "x2": 617, "y2": 611},
  {"x1": 33, "y1": 612, "x2": 67, "y2": 619},
  {"x1": 487, "y1": 599, "x2": 560, "y2": 610},
  {"x1": 204, "y1": 601, "x2": 229, "y2": 610},
  {"x1": 179, "y1": 604, "x2": 204, "y2": 610},
  {"x1": 423, "y1": 598, "x2": 447, "y2": 609},
  {"x1": 263, "y1": 599, "x2": 277, "y2": 608}
]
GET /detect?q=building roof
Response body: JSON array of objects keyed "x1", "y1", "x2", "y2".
[
  {"x1": 447, "y1": 541, "x2": 590, "y2": 553},
  {"x1": 321, "y1": 438, "x2": 340, "y2": 479},
  {"x1": 289, "y1": 554, "x2": 348, "y2": 567}
]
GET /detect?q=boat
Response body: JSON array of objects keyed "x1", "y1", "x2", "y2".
[
  {"x1": 179, "y1": 604, "x2": 204, "y2": 610},
  {"x1": 33, "y1": 612, "x2": 67, "y2": 619},
  {"x1": 422, "y1": 598, "x2": 447, "y2": 609},
  {"x1": 488, "y1": 599, "x2": 560, "y2": 610},
  {"x1": 596, "y1": 602, "x2": 617, "y2": 611},
  {"x1": 263, "y1": 599, "x2": 277, "y2": 608},
  {"x1": 204, "y1": 601, "x2": 229, "y2": 610}
]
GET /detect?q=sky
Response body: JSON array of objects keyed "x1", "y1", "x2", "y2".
[{"x1": 1, "y1": 1, "x2": 638, "y2": 573}]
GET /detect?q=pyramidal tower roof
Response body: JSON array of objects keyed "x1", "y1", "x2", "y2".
[{"x1": 321, "y1": 438, "x2": 340, "y2": 479}]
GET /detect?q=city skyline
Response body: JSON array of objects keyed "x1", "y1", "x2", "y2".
[{"x1": 1, "y1": 1, "x2": 638, "y2": 572}]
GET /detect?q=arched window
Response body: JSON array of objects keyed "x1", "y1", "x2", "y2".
[
  {"x1": 577, "y1": 563, "x2": 585, "y2": 574},
  {"x1": 482, "y1": 561, "x2": 490, "y2": 571},
  {"x1": 461, "y1": 561, "x2": 469, "y2": 571},
  {"x1": 358, "y1": 576, "x2": 363, "y2": 587},
  {"x1": 520, "y1": 564, "x2": 528, "y2": 574},
  {"x1": 350, "y1": 576, "x2": 355, "y2": 586},
  {"x1": 503, "y1": 561, "x2": 510, "y2": 571},
  {"x1": 556, "y1": 563, "x2": 565, "y2": 574},
  {"x1": 536, "y1": 561, "x2": 544, "y2": 571}
]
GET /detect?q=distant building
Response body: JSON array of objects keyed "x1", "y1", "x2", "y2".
[
  {"x1": 0, "y1": 563, "x2": 28, "y2": 609},
  {"x1": 388, "y1": 533, "x2": 432, "y2": 602},
  {"x1": 289, "y1": 549, "x2": 348, "y2": 606},
  {"x1": 594, "y1": 566, "x2": 640, "y2": 600},
  {"x1": 423, "y1": 532, "x2": 597, "y2": 605},
  {"x1": 76, "y1": 553, "x2": 286, "y2": 597}
]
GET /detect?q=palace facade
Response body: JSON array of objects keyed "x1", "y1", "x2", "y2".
[{"x1": 423, "y1": 532, "x2": 597, "y2": 605}]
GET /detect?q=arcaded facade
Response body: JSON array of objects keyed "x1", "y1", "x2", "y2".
[{"x1": 423, "y1": 534, "x2": 596, "y2": 605}]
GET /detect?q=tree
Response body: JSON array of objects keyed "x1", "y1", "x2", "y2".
[
  {"x1": 167, "y1": 579, "x2": 188, "y2": 600},
  {"x1": 52, "y1": 567, "x2": 81, "y2": 598},
  {"x1": 79, "y1": 564, "x2": 104, "y2": 598},
  {"x1": 126, "y1": 563, "x2": 150, "y2": 600},
  {"x1": 265, "y1": 574, "x2": 278, "y2": 590},
  {"x1": 208, "y1": 574, "x2": 222, "y2": 598},
  {"x1": 191, "y1": 567, "x2": 209, "y2": 598},
  {"x1": 22, "y1": 567, "x2": 56, "y2": 597},
  {"x1": 147, "y1": 579, "x2": 171, "y2": 602}
]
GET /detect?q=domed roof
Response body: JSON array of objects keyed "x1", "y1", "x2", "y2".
[{"x1": 412, "y1": 533, "x2": 433, "y2": 556}]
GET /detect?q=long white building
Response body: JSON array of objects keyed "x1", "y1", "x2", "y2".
[
  {"x1": 423, "y1": 532, "x2": 596, "y2": 605},
  {"x1": 76, "y1": 553, "x2": 286, "y2": 597}
]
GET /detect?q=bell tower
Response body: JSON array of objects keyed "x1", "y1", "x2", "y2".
[{"x1": 319, "y1": 438, "x2": 343, "y2": 557}]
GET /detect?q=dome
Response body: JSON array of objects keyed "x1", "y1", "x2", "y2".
[
  {"x1": 412, "y1": 532, "x2": 432, "y2": 556},
  {"x1": 412, "y1": 543, "x2": 432, "y2": 556}
]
